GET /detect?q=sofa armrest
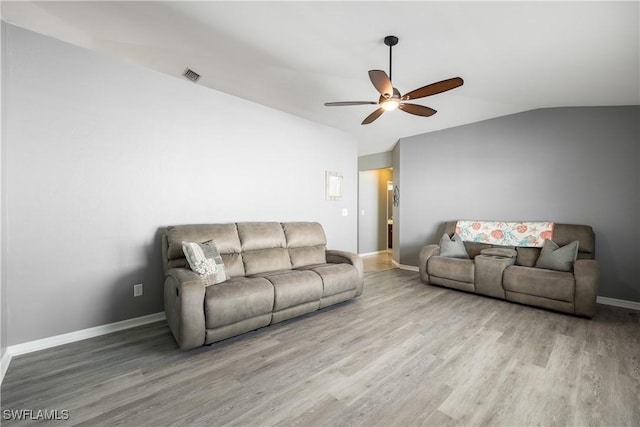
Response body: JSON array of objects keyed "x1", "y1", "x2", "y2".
[
  {"x1": 164, "y1": 268, "x2": 207, "y2": 350},
  {"x1": 418, "y1": 244, "x2": 440, "y2": 283},
  {"x1": 326, "y1": 249, "x2": 365, "y2": 297},
  {"x1": 574, "y1": 259, "x2": 599, "y2": 318}
]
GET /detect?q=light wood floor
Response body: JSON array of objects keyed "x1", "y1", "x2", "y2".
[
  {"x1": 362, "y1": 250, "x2": 394, "y2": 271},
  {"x1": 2, "y1": 255, "x2": 639, "y2": 426}
]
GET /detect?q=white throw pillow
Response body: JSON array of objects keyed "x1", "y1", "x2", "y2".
[{"x1": 182, "y1": 240, "x2": 227, "y2": 285}]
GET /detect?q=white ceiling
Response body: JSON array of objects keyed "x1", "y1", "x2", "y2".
[{"x1": 2, "y1": 1, "x2": 639, "y2": 156}]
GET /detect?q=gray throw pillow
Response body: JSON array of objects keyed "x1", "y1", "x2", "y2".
[
  {"x1": 534, "y1": 239, "x2": 579, "y2": 272},
  {"x1": 182, "y1": 240, "x2": 228, "y2": 285},
  {"x1": 439, "y1": 233, "x2": 469, "y2": 259}
]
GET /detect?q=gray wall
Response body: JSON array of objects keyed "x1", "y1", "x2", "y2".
[
  {"x1": 3, "y1": 24, "x2": 358, "y2": 346},
  {"x1": 1, "y1": 22, "x2": 7, "y2": 367},
  {"x1": 358, "y1": 170, "x2": 378, "y2": 254},
  {"x1": 392, "y1": 144, "x2": 401, "y2": 264},
  {"x1": 358, "y1": 151, "x2": 392, "y2": 171},
  {"x1": 397, "y1": 106, "x2": 640, "y2": 302}
]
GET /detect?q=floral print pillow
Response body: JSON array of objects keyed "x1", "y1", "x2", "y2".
[{"x1": 455, "y1": 221, "x2": 554, "y2": 247}]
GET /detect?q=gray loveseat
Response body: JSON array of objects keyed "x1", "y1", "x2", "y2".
[
  {"x1": 162, "y1": 222, "x2": 363, "y2": 350},
  {"x1": 419, "y1": 221, "x2": 599, "y2": 317}
]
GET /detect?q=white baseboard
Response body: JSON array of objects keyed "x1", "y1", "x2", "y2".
[
  {"x1": 596, "y1": 296, "x2": 640, "y2": 311},
  {"x1": 1, "y1": 349, "x2": 11, "y2": 386},
  {"x1": 399, "y1": 265, "x2": 419, "y2": 272},
  {"x1": 392, "y1": 260, "x2": 419, "y2": 272},
  {"x1": 0, "y1": 312, "x2": 165, "y2": 385}
]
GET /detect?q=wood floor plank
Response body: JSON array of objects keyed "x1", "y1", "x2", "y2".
[
  {"x1": 2, "y1": 256, "x2": 639, "y2": 426},
  {"x1": 274, "y1": 394, "x2": 350, "y2": 427}
]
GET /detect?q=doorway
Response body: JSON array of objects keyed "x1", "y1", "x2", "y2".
[{"x1": 357, "y1": 168, "x2": 393, "y2": 255}]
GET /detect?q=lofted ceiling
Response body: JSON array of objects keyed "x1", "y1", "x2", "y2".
[{"x1": 2, "y1": 1, "x2": 639, "y2": 156}]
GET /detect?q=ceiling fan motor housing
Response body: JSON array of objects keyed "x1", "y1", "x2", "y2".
[{"x1": 384, "y1": 35, "x2": 399, "y2": 47}]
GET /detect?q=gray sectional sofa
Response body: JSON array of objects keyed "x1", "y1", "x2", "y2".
[
  {"x1": 162, "y1": 221, "x2": 363, "y2": 350},
  {"x1": 419, "y1": 221, "x2": 599, "y2": 317}
]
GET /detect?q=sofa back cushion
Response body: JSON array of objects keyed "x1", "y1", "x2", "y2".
[
  {"x1": 164, "y1": 221, "x2": 330, "y2": 277},
  {"x1": 282, "y1": 222, "x2": 327, "y2": 268},
  {"x1": 442, "y1": 221, "x2": 596, "y2": 264},
  {"x1": 242, "y1": 248, "x2": 292, "y2": 276},
  {"x1": 442, "y1": 222, "x2": 492, "y2": 257},
  {"x1": 463, "y1": 241, "x2": 493, "y2": 259},
  {"x1": 164, "y1": 223, "x2": 245, "y2": 277},
  {"x1": 516, "y1": 247, "x2": 541, "y2": 267},
  {"x1": 237, "y1": 222, "x2": 292, "y2": 275},
  {"x1": 552, "y1": 224, "x2": 595, "y2": 259}
]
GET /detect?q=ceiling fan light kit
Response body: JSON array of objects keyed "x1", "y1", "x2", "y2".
[
  {"x1": 325, "y1": 35, "x2": 464, "y2": 125},
  {"x1": 381, "y1": 100, "x2": 399, "y2": 111}
]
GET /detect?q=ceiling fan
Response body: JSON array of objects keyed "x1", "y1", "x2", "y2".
[{"x1": 325, "y1": 36, "x2": 464, "y2": 125}]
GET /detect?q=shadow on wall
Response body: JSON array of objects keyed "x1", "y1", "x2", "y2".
[
  {"x1": 406, "y1": 221, "x2": 450, "y2": 265},
  {"x1": 596, "y1": 233, "x2": 640, "y2": 302},
  {"x1": 426, "y1": 222, "x2": 449, "y2": 248},
  {"x1": 106, "y1": 229, "x2": 165, "y2": 322}
]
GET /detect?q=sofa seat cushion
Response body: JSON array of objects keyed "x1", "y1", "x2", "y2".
[
  {"x1": 427, "y1": 256, "x2": 474, "y2": 283},
  {"x1": 299, "y1": 263, "x2": 358, "y2": 297},
  {"x1": 503, "y1": 266, "x2": 575, "y2": 302},
  {"x1": 256, "y1": 270, "x2": 323, "y2": 311},
  {"x1": 204, "y1": 277, "x2": 274, "y2": 329}
]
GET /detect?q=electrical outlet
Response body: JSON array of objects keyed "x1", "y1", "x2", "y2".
[{"x1": 133, "y1": 283, "x2": 143, "y2": 297}]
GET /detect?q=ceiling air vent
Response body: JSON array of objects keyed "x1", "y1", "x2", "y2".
[{"x1": 183, "y1": 68, "x2": 201, "y2": 83}]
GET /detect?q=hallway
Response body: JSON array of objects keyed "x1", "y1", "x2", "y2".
[{"x1": 362, "y1": 251, "x2": 394, "y2": 272}]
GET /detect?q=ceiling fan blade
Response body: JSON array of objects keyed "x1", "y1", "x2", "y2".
[
  {"x1": 368, "y1": 70, "x2": 393, "y2": 96},
  {"x1": 325, "y1": 101, "x2": 378, "y2": 106},
  {"x1": 362, "y1": 108, "x2": 385, "y2": 125},
  {"x1": 403, "y1": 77, "x2": 464, "y2": 101},
  {"x1": 399, "y1": 103, "x2": 437, "y2": 117}
]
